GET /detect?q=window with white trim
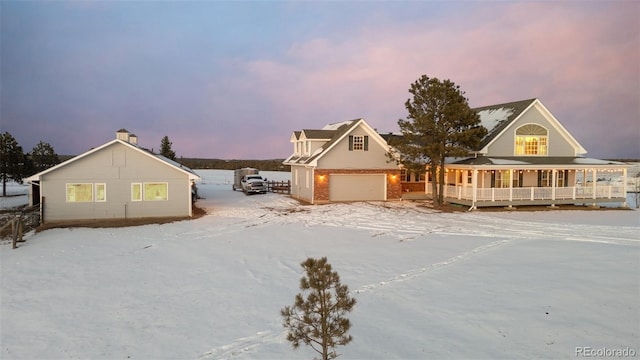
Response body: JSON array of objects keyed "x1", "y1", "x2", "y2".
[
  {"x1": 144, "y1": 183, "x2": 168, "y2": 201},
  {"x1": 131, "y1": 183, "x2": 142, "y2": 201},
  {"x1": 515, "y1": 124, "x2": 548, "y2": 156},
  {"x1": 95, "y1": 183, "x2": 106, "y2": 202},
  {"x1": 66, "y1": 183, "x2": 93, "y2": 202}
]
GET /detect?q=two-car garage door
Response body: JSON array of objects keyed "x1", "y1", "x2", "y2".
[{"x1": 329, "y1": 174, "x2": 386, "y2": 202}]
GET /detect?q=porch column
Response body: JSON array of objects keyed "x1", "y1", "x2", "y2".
[
  {"x1": 472, "y1": 169, "x2": 478, "y2": 207},
  {"x1": 552, "y1": 169, "x2": 557, "y2": 201},
  {"x1": 509, "y1": 169, "x2": 513, "y2": 202},
  {"x1": 592, "y1": 168, "x2": 597, "y2": 200}
]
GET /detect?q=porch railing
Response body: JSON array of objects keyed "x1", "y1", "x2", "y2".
[{"x1": 430, "y1": 184, "x2": 625, "y2": 203}]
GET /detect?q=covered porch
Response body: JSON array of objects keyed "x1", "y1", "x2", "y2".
[{"x1": 426, "y1": 157, "x2": 628, "y2": 208}]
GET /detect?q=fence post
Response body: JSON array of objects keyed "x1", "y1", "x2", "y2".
[
  {"x1": 18, "y1": 217, "x2": 23, "y2": 243},
  {"x1": 11, "y1": 218, "x2": 18, "y2": 249}
]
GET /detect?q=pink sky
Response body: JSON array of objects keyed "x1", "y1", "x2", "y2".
[{"x1": 2, "y1": 1, "x2": 638, "y2": 159}]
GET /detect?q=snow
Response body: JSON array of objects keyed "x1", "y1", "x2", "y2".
[
  {"x1": 478, "y1": 107, "x2": 514, "y2": 133},
  {"x1": 487, "y1": 158, "x2": 530, "y2": 165},
  {"x1": 2, "y1": 169, "x2": 639, "y2": 359},
  {"x1": 572, "y1": 157, "x2": 625, "y2": 165},
  {"x1": 322, "y1": 120, "x2": 356, "y2": 131},
  {"x1": 0, "y1": 181, "x2": 29, "y2": 209}
]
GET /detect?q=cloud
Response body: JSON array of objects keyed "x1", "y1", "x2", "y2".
[
  {"x1": 3, "y1": 1, "x2": 637, "y2": 159},
  {"x1": 232, "y1": 1, "x2": 638, "y2": 158}
]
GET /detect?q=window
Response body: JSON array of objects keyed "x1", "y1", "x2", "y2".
[
  {"x1": 95, "y1": 183, "x2": 106, "y2": 202},
  {"x1": 144, "y1": 183, "x2": 168, "y2": 201},
  {"x1": 66, "y1": 183, "x2": 93, "y2": 202},
  {"x1": 515, "y1": 124, "x2": 548, "y2": 156},
  {"x1": 495, "y1": 170, "x2": 511, "y2": 188},
  {"x1": 467, "y1": 171, "x2": 473, "y2": 184},
  {"x1": 306, "y1": 141, "x2": 311, "y2": 155},
  {"x1": 131, "y1": 183, "x2": 142, "y2": 201},
  {"x1": 401, "y1": 169, "x2": 423, "y2": 182},
  {"x1": 352, "y1": 135, "x2": 364, "y2": 151},
  {"x1": 557, "y1": 170, "x2": 565, "y2": 187},
  {"x1": 512, "y1": 172, "x2": 520, "y2": 188},
  {"x1": 348, "y1": 135, "x2": 368, "y2": 151},
  {"x1": 539, "y1": 170, "x2": 552, "y2": 187}
]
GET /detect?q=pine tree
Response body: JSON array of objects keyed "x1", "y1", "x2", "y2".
[
  {"x1": 0, "y1": 132, "x2": 26, "y2": 197},
  {"x1": 159, "y1": 135, "x2": 176, "y2": 160},
  {"x1": 388, "y1": 75, "x2": 487, "y2": 206},
  {"x1": 281, "y1": 257, "x2": 356, "y2": 360},
  {"x1": 29, "y1": 141, "x2": 60, "y2": 175}
]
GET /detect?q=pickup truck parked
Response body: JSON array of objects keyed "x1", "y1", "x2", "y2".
[
  {"x1": 233, "y1": 168, "x2": 267, "y2": 194},
  {"x1": 241, "y1": 174, "x2": 267, "y2": 194}
]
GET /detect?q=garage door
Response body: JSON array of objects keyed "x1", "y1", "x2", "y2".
[{"x1": 329, "y1": 174, "x2": 386, "y2": 201}]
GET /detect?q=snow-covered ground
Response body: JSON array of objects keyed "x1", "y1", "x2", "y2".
[{"x1": 1, "y1": 169, "x2": 639, "y2": 359}]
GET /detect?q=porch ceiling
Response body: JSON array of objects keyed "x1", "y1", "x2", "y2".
[{"x1": 448, "y1": 156, "x2": 627, "y2": 168}]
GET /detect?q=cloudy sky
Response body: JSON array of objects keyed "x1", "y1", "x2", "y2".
[{"x1": 1, "y1": 1, "x2": 638, "y2": 160}]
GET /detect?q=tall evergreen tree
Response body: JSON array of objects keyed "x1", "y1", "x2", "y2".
[
  {"x1": 0, "y1": 132, "x2": 26, "y2": 197},
  {"x1": 159, "y1": 135, "x2": 176, "y2": 160},
  {"x1": 388, "y1": 75, "x2": 487, "y2": 206},
  {"x1": 29, "y1": 140, "x2": 60, "y2": 175},
  {"x1": 281, "y1": 257, "x2": 356, "y2": 360}
]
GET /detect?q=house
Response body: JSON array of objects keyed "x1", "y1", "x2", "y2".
[
  {"x1": 283, "y1": 119, "x2": 402, "y2": 204},
  {"x1": 428, "y1": 98, "x2": 628, "y2": 208},
  {"x1": 26, "y1": 129, "x2": 200, "y2": 224}
]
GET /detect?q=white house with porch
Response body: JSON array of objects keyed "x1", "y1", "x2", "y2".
[{"x1": 427, "y1": 98, "x2": 628, "y2": 208}]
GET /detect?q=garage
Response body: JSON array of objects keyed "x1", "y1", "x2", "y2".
[{"x1": 329, "y1": 174, "x2": 386, "y2": 201}]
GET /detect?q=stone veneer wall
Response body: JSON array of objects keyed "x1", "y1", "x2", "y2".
[{"x1": 313, "y1": 169, "x2": 402, "y2": 203}]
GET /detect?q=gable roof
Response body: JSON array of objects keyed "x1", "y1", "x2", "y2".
[
  {"x1": 474, "y1": 98, "x2": 537, "y2": 150},
  {"x1": 284, "y1": 118, "x2": 392, "y2": 167},
  {"x1": 26, "y1": 139, "x2": 200, "y2": 182},
  {"x1": 474, "y1": 98, "x2": 587, "y2": 155},
  {"x1": 300, "y1": 129, "x2": 336, "y2": 140}
]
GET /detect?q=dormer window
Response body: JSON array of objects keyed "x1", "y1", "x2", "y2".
[
  {"x1": 349, "y1": 135, "x2": 368, "y2": 151},
  {"x1": 515, "y1": 124, "x2": 547, "y2": 156}
]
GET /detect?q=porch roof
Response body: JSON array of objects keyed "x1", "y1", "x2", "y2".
[{"x1": 447, "y1": 156, "x2": 627, "y2": 168}]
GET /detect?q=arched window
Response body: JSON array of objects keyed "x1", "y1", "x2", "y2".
[{"x1": 515, "y1": 124, "x2": 548, "y2": 156}]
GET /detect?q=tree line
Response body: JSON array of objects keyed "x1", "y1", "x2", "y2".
[{"x1": 0, "y1": 132, "x2": 59, "y2": 197}]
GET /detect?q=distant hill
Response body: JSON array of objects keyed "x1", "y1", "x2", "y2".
[
  {"x1": 60, "y1": 155, "x2": 289, "y2": 172},
  {"x1": 178, "y1": 158, "x2": 289, "y2": 172}
]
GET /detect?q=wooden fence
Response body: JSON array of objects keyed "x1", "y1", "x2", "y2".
[
  {"x1": 0, "y1": 216, "x2": 24, "y2": 249},
  {"x1": 267, "y1": 180, "x2": 291, "y2": 194},
  {"x1": 0, "y1": 205, "x2": 39, "y2": 249}
]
